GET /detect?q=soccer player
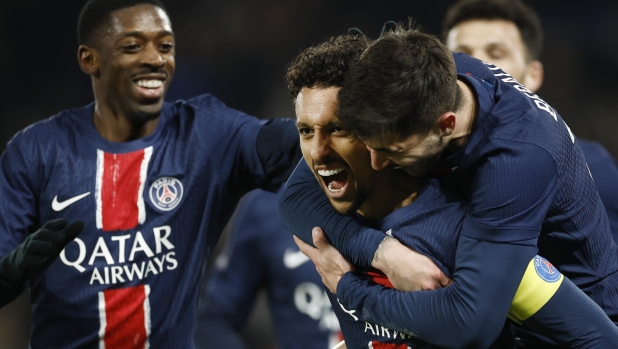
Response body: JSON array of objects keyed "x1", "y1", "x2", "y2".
[
  {"x1": 286, "y1": 33, "x2": 618, "y2": 349},
  {"x1": 279, "y1": 25, "x2": 618, "y2": 348},
  {"x1": 442, "y1": 0, "x2": 618, "y2": 244},
  {"x1": 0, "y1": 1, "x2": 301, "y2": 348},
  {"x1": 194, "y1": 190, "x2": 342, "y2": 349}
]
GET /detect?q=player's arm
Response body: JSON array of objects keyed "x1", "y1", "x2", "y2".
[
  {"x1": 340, "y1": 144, "x2": 564, "y2": 348},
  {"x1": 255, "y1": 118, "x2": 304, "y2": 188},
  {"x1": 0, "y1": 134, "x2": 82, "y2": 307},
  {"x1": 278, "y1": 160, "x2": 385, "y2": 269},
  {"x1": 194, "y1": 194, "x2": 268, "y2": 349},
  {"x1": 509, "y1": 257, "x2": 618, "y2": 347},
  {"x1": 338, "y1": 235, "x2": 534, "y2": 349}
]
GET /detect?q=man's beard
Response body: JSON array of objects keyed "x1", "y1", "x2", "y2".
[{"x1": 342, "y1": 185, "x2": 372, "y2": 216}]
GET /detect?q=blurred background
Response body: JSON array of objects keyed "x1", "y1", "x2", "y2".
[
  {"x1": 1, "y1": 0, "x2": 618, "y2": 155},
  {"x1": 1, "y1": 0, "x2": 617, "y2": 348}
]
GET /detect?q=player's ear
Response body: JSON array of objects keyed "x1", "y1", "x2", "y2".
[
  {"x1": 436, "y1": 112, "x2": 456, "y2": 136},
  {"x1": 522, "y1": 60, "x2": 544, "y2": 93},
  {"x1": 78, "y1": 45, "x2": 99, "y2": 76}
]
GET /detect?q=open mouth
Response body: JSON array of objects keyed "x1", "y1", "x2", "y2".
[
  {"x1": 133, "y1": 78, "x2": 165, "y2": 100},
  {"x1": 317, "y1": 168, "x2": 349, "y2": 195}
]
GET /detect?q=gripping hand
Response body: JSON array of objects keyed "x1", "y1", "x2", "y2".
[{"x1": 1, "y1": 219, "x2": 84, "y2": 284}]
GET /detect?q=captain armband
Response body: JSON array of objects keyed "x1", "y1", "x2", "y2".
[{"x1": 507, "y1": 255, "x2": 563, "y2": 325}]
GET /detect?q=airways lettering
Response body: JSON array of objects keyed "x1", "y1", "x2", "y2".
[{"x1": 59, "y1": 225, "x2": 178, "y2": 285}]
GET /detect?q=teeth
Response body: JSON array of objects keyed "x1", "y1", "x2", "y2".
[
  {"x1": 318, "y1": 168, "x2": 343, "y2": 177},
  {"x1": 136, "y1": 80, "x2": 163, "y2": 88},
  {"x1": 327, "y1": 182, "x2": 343, "y2": 193}
]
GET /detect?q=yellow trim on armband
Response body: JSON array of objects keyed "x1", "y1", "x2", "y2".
[{"x1": 507, "y1": 255, "x2": 563, "y2": 325}]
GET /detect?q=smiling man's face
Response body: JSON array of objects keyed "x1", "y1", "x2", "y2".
[
  {"x1": 295, "y1": 86, "x2": 379, "y2": 215},
  {"x1": 93, "y1": 4, "x2": 175, "y2": 122}
]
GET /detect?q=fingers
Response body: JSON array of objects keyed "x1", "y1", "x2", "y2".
[
  {"x1": 40, "y1": 218, "x2": 68, "y2": 231},
  {"x1": 61, "y1": 221, "x2": 85, "y2": 242},
  {"x1": 311, "y1": 227, "x2": 327, "y2": 248},
  {"x1": 293, "y1": 235, "x2": 318, "y2": 261}
]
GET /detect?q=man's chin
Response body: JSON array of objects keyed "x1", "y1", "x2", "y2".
[
  {"x1": 330, "y1": 200, "x2": 360, "y2": 216},
  {"x1": 130, "y1": 104, "x2": 164, "y2": 122}
]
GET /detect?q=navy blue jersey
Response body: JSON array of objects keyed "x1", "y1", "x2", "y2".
[
  {"x1": 579, "y1": 139, "x2": 618, "y2": 243},
  {"x1": 195, "y1": 190, "x2": 341, "y2": 349},
  {"x1": 0, "y1": 94, "x2": 298, "y2": 349},
  {"x1": 279, "y1": 53, "x2": 618, "y2": 348},
  {"x1": 330, "y1": 180, "x2": 618, "y2": 348},
  {"x1": 329, "y1": 180, "x2": 464, "y2": 349},
  {"x1": 437, "y1": 53, "x2": 618, "y2": 307}
]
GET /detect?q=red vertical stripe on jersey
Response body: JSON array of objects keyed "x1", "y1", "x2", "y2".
[
  {"x1": 370, "y1": 341, "x2": 409, "y2": 349},
  {"x1": 101, "y1": 150, "x2": 144, "y2": 231},
  {"x1": 103, "y1": 285, "x2": 149, "y2": 349}
]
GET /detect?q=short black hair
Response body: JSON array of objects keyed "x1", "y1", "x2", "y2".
[
  {"x1": 442, "y1": 0, "x2": 543, "y2": 60},
  {"x1": 285, "y1": 34, "x2": 370, "y2": 100},
  {"x1": 77, "y1": 0, "x2": 167, "y2": 46},
  {"x1": 338, "y1": 24, "x2": 462, "y2": 141}
]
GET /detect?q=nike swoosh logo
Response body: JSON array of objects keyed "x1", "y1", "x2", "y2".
[
  {"x1": 52, "y1": 192, "x2": 91, "y2": 211},
  {"x1": 283, "y1": 248, "x2": 310, "y2": 269}
]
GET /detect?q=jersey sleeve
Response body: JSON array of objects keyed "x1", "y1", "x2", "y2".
[
  {"x1": 514, "y1": 268, "x2": 618, "y2": 347},
  {"x1": 462, "y1": 141, "x2": 557, "y2": 243},
  {"x1": 189, "y1": 95, "x2": 300, "y2": 194},
  {"x1": 194, "y1": 195, "x2": 268, "y2": 348},
  {"x1": 278, "y1": 160, "x2": 384, "y2": 269},
  {"x1": 337, "y1": 235, "x2": 536, "y2": 349},
  {"x1": 0, "y1": 133, "x2": 41, "y2": 305}
]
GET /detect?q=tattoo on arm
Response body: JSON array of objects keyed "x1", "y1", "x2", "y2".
[{"x1": 373, "y1": 235, "x2": 392, "y2": 262}]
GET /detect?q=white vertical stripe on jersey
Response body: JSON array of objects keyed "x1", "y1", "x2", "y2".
[
  {"x1": 138, "y1": 146, "x2": 153, "y2": 225},
  {"x1": 98, "y1": 291, "x2": 107, "y2": 349},
  {"x1": 144, "y1": 284, "x2": 152, "y2": 348},
  {"x1": 95, "y1": 149, "x2": 104, "y2": 230}
]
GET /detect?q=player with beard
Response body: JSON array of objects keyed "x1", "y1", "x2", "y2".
[
  {"x1": 279, "y1": 23, "x2": 618, "y2": 348},
  {"x1": 0, "y1": 0, "x2": 301, "y2": 348},
  {"x1": 287, "y1": 33, "x2": 618, "y2": 349},
  {"x1": 442, "y1": 0, "x2": 618, "y2": 245}
]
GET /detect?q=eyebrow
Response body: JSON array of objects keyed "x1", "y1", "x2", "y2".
[
  {"x1": 295, "y1": 121, "x2": 342, "y2": 129},
  {"x1": 119, "y1": 30, "x2": 175, "y2": 39}
]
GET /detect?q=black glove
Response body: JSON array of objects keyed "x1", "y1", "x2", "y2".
[{"x1": 1, "y1": 219, "x2": 84, "y2": 284}]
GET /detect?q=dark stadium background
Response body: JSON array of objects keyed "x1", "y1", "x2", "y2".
[{"x1": 0, "y1": 0, "x2": 617, "y2": 348}]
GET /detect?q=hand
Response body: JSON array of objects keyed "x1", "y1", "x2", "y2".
[
  {"x1": 372, "y1": 236, "x2": 452, "y2": 291},
  {"x1": 1, "y1": 219, "x2": 84, "y2": 284},
  {"x1": 294, "y1": 227, "x2": 355, "y2": 294}
]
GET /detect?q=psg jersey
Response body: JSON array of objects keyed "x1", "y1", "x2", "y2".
[
  {"x1": 328, "y1": 180, "x2": 464, "y2": 349},
  {"x1": 0, "y1": 94, "x2": 294, "y2": 349}
]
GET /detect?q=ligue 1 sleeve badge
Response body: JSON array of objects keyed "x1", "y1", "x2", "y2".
[
  {"x1": 534, "y1": 255, "x2": 561, "y2": 282},
  {"x1": 149, "y1": 177, "x2": 184, "y2": 211}
]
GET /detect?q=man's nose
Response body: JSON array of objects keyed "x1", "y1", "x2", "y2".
[
  {"x1": 311, "y1": 132, "x2": 331, "y2": 161},
  {"x1": 142, "y1": 44, "x2": 166, "y2": 68},
  {"x1": 369, "y1": 147, "x2": 391, "y2": 170}
]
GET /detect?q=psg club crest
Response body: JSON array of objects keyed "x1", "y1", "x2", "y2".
[
  {"x1": 149, "y1": 177, "x2": 183, "y2": 211},
  {"x1": 534, "y1": 255, "x2": 561, "y2": 283}
]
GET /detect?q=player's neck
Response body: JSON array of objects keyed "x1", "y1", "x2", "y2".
[
  {"x1": 92, "y1": 105, "x2": 160, "y2": 142},
  {"x1": 447, "y1": 80, "x2": 478, "y2": 152},
  {"x1": 357, "y1": 170, "x2": 421, "y2": 220}
]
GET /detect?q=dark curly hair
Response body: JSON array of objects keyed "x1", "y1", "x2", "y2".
[
  {"x1": 442, "y1": 0, "x2": 543, "y2": 61},
  {"x1": 338, "y1": 23, "x2": 462, "y2": 141},
  {"x1": 285, "y1": 34, "x2": 371, "y2": 100}
]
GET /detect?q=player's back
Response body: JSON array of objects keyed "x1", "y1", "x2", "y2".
[{"x1": 440, "y1": 53, "x2": 618, "y2": 321}]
